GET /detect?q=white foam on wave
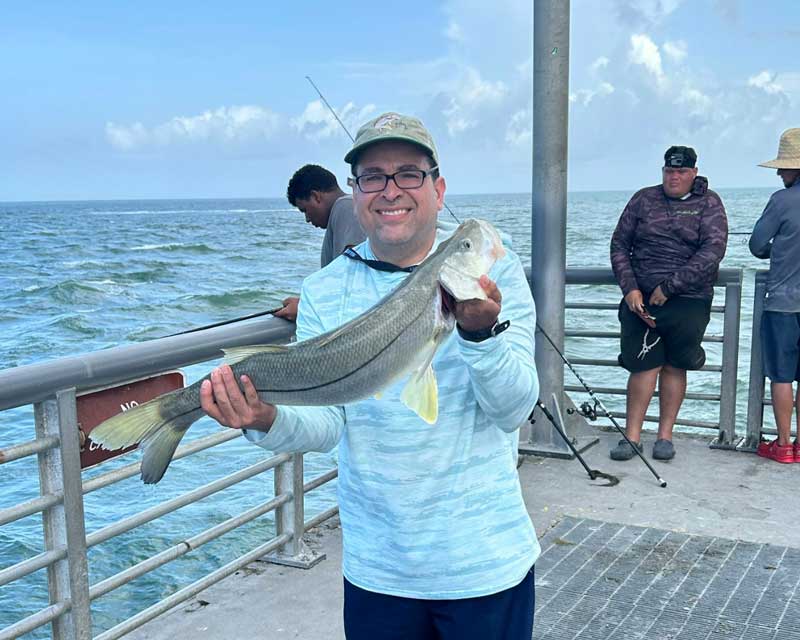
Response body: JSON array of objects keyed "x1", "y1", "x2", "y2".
[
  {"x1": 90, "y1": 207, "x2": 290, "y2": 215},
  {"x1": 131, "y1": 243, "x2": 180, "y2": 251}
]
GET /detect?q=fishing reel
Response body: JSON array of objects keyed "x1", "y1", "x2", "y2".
[{"x1": 578, "y1": 399, "x2": 600, "y2": 421}]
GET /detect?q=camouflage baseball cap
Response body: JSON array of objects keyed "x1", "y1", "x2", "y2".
[{"x1": 344, "y1": 112, "x2": 439, "y2": 166}]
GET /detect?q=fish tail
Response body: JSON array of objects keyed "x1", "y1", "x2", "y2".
[
  {"x1": 89, "y1": 391, "x2": 202, "y2": 484},
  {"x1": 139, "y1": 409, "x2": 204, "y2": 484},
  {"x1": 90, "y1": 399, "x2": 168, "y2": 451}
]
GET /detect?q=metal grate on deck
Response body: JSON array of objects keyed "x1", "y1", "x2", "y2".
[{"x1": 534, "y1": 516, "x2": 800, "y2": 640}]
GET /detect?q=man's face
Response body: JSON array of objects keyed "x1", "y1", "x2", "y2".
[
  {"x1": 662, "y1": 166, "x2": 698, "y2": 198},
  {"x1": 294, "y1": 191, "x2": 330, "y2": 229},
  {"x1": 778, "y1": 168, "x2": 800, "y2": 188},
  {"x1": 351, "y1": 140, "x2": 445, "y2": 263}
]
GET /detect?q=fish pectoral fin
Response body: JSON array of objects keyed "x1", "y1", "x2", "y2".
[
  {"x1": 401, "y1": 364, "x2": 438, "y2": 424},
  {"x1": 223, "y1": 344, "x2": 289, "y2": 365}
]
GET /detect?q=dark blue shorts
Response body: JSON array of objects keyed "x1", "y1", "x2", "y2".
[
  {"x1": 343, "y1": 566, "x2": 535, "y2": 640},
  {"x1": 761, "y1": 311, "x2": 800, "y2": 383}
]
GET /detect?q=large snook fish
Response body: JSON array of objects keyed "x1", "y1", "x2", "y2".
[{"x1": 90, "y1": 219, "x2": 506, "y2": 483}]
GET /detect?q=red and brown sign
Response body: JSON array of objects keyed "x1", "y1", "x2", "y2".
[{"x1": 78, "y1": 372, "x2": 185, "y2": 470}]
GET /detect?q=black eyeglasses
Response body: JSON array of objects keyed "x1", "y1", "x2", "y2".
[{"x1": 348, "y1": 166, "x2": 438, "y2": 193}]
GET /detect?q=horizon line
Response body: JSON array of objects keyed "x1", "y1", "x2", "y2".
[{"x1": 0, "y1": 184, "x2": 777, "y2": 206}]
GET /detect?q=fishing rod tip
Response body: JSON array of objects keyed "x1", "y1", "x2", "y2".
[{"x1": 659, "y1": 480, "x2": 667, "y2": 488}]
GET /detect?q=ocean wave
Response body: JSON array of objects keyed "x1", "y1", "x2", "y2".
[
  {"x1": 89, "y1": 208, "x2": 290, "y2": 215},
  {"x1": 53, "y1": 315, "x2": 105, "y2": 337},
  {"x1": 129, "y1": 242, "x2": 216, "y2": 254},
  {"x1": 90, "y1": 209, "x2": 217, "y2": 215},
  {"x1": 61, "y1": 259, "x2": 124, "y2": 269},
  {"x1": 180, "y1": 289, "x2": 274, "y2": 309},
  {"x1": 45, "y1": 280, "x2": 117, "y2": 304}
]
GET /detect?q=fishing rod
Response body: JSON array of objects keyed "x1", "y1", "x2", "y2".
[
  {"x1": 309, "y1": 75, "x2": 665, "y2": 488},
  {"x1": 163, "y1": 306, "x2": 285, "y2": 338},
  {"x1": 536, "y1": 322, "x2": 668, "y2": 488},
  {"x1": 305, "y1": 75, "x2": 461, "y2": 224},
  {"x1": 532, "y1": 400, "x2": 619, "y2": 486}
]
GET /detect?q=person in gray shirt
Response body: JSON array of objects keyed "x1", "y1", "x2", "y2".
[
  {"x1": 277, "y1": 164, "x2": 365, "y2": 321},
  {"x1": 749, "y1": 127, "x2": 800, "y2": 464}
]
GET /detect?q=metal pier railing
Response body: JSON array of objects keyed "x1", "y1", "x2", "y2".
[
  {"x1": 0, "y1": 317, "x2": 338, "y2": 640},
  {"x1": 0, "y1": 265, "x2": 765, "y2": 640},
  {"x1": 743, "y1": 270, "x2": 799, "y2": 450},
  {"x1": 542, "y1": 267, "x2": 744, "y2": 448}
]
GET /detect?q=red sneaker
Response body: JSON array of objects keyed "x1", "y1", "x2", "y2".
[
  {"x1": 794, "y1": 440, "x2": 800, "y2": 463},
  {"x1": 757, "y1": 439, "x2": 795, "y2": 464}
]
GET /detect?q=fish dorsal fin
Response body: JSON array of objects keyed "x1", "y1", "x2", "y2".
[
  {"x1": 400, "y1": 339, "x2": 440, "y2": 424},
  {"x1": 222, "y1": 344, "x2": 289, "y2": 365}
]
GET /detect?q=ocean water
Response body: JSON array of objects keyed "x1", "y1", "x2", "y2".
[{"x1": 0, "y1": 190, "x2": 774, "y2": 636}]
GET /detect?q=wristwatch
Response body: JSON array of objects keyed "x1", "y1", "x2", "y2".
[{"x1": 457, "y1": 320, "x2": 511, "y2": 343}]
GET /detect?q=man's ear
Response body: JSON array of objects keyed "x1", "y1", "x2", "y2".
[
  {"x1": 310, "y1": 190, "x2": 323, "y2": 204},
  {"x1": 434, "y1": 176, "x2": 447, "y2": 209}
]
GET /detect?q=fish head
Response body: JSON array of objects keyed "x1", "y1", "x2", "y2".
[{"x1": 437, "y1": 219, "x2": 506, "y2": 302}]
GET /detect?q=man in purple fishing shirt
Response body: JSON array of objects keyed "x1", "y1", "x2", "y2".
[{"x1": 610, "y1": 146, "x2": 728, "y2": 461}]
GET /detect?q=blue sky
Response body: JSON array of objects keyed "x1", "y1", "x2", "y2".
[{"x1": 1, "y1": 0, "x2": 798, "y2": 200}]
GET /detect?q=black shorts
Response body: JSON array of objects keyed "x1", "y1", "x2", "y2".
[{"x1": 618, "y1": 296, "x2": 711, "y2": 373}]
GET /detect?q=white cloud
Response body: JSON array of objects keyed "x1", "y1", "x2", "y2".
[
  {"x1": 570, "y1": 82, "x2": 616, "y2": 106},
  {"x1": 663, "y1": 40, "x2": 688, "y2": 62},
  {"x1": 675, "y1": 87, "x2": 712, "y2": 116},
  {"x1": 629, "y1": 34, "x2": 665, "y2": 86},
  {"x1": 748, "y1": 70, "x2": 784, "y2": 95},
  {"x1": 441, "y1": 68, "x2": 508, "y2": 135},
  {"x1": 444, "y1": 22, "x2": 464, "y2": 42},
  {"x1": 106, "y1": 105, "x2": 281, "y2": 150},
  {"x1": 291, "y1": 100, "x2": 376, "y2": 141},
  {"x1": 590, "y1": 56, "x2": 610, "y2": 73},
  {"x1": 615, "y1": 0, "x2": 686, "y2": 27},
  {"x1": 106, "y1": 122, "x2": 148, "y2": 151},
  {"x1": 505, "y1": 108, "x2": 531, "y2": 146}
]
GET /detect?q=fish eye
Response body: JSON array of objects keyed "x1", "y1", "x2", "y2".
[{"x1": 461, "y1": 239, "x2": 472, "y2": 250}]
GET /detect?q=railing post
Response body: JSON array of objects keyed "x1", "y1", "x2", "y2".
[
  {"x1": 526, "y1": 0, "x2": 575, "y2": 457},
  {"x1": 266, "y1": 453, "x2": 325, "y2": 569},
  {"x1": 711, "y1": 275, "x2": 743, "y2": 449},
  {"x1": 744, "y1": 271, "x2": 768, "y2": 450},
  {"x1": 35, "y1": 389, "x2": 92, "y2": 640}
]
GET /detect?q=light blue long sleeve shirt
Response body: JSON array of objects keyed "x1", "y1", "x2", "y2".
[{"x1": 245, "y1": 226, "x2": 540, "y2": 598}]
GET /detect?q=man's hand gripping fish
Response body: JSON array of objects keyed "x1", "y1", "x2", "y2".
[{"x1": 90, "y1": 219, "x2": 506, "y2": 484}]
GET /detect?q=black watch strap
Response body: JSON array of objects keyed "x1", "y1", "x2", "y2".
[{"x1": 457, "y1": 319, "x2": 511, "y2": 343}]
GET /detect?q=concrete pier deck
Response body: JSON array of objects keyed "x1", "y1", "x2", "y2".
[{"x1": 128, "y1": 430, "x2": 800, "y2": 639}]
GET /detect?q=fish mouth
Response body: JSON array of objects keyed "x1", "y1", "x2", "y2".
[{"x1": 439, "y1": 284, "x2": 456, "y2": 315}]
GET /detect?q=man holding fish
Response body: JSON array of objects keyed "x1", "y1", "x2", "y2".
[{"x1": 199, "y1": 113, "x2": 541, "y2": 639}]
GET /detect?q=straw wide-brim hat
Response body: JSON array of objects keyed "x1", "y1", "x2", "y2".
[{"x1": 759, "y1": 128, "x2": 800, "y2": 169}]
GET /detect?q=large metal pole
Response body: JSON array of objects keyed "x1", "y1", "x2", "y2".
[{"x1": 526, "y1": 0, "x2": 571, "y2": 453}]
